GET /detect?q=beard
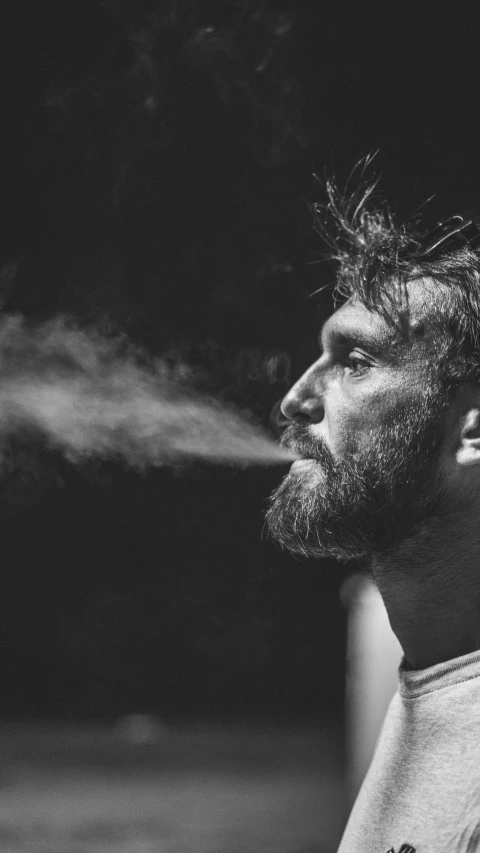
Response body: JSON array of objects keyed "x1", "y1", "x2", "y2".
[{"x1": 265, "y1": 390, "x2": 449, "y2": 562}]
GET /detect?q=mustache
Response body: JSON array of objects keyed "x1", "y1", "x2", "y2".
[{"x1": 279, "y1": 423, "x2": 335, "y2": 466}]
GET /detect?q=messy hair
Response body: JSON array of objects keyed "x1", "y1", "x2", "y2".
[{"x1": 312, "y1": 171, "x2": 480, "y2": 394}]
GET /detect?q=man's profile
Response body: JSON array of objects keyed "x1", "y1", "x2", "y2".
[{"x1": 266, "y1": 182, "x2": 480, "y2": 851}]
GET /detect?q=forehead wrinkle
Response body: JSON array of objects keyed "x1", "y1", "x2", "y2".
[{"x1": 319, "y1": 314, "x2": 403, "y2": 361}]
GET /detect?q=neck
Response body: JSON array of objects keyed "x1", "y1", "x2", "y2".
[{"x1": 370, "y1": 508, "x2": 480, "y2": 671}]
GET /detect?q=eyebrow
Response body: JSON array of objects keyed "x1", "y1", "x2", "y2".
[{"x1": 318, "y1": 323, "x2": 394, "y2": 359}]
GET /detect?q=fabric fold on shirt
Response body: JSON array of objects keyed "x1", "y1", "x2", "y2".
[{"x1": 338, "y1": 648, "x2": 480, "y2": 853}]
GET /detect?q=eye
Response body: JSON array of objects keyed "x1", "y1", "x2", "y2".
[{"x1": 346, "y1": 353, "x2": 371, "y2": 376}]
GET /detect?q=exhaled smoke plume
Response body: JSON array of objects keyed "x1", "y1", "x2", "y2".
[{"x1": 0, "y1": 316, "x2": 297, "y2": 469}]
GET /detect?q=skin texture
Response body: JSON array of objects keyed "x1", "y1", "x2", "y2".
[
  {"x1": 268, "y1": 283, "x2": 480, "y2": 670},
  {"x1": 282, "y1": 298, "x2": 424, "y2": 457}
]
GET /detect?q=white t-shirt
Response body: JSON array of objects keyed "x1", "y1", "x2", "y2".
[{"x1": 338, "y1": 649, "x2": 480, "y2": 853}]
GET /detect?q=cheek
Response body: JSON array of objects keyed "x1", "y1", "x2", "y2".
[
  {"x1": 322, "y1": 384, "x2": 403, "y2": 457},
  {"x1": 310, "y1": 404, "x2": 361, "y2": 459}
]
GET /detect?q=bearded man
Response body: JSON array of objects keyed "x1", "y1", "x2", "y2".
[{"x1": 266, "y1": 188, "x2": 480, "y2": 852}]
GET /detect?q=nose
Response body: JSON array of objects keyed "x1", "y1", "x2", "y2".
[
  {"x1": 270, "y1": 369, "x2": 325, "y2": 433},
  {"x1": 270, "y1": 399, "x2": 292, "y2": 437}
]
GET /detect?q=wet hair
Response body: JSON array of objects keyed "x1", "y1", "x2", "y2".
[{"x1": 312, "y1": 174, "x2": 480, "y2": 394}]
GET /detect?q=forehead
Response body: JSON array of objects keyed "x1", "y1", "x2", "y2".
[
  {"x1": 321, "y1": 283, "x2": 435, "y2": 353},
  {"x1": 321, "y1": 297, "x2": 399, "y2": 348}
]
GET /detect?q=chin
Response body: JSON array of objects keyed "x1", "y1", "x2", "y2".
[{"x1": 269, "y1": 528, "x2": 369, "y2": 563}]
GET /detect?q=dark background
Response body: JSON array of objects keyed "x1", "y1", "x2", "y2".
[{"x1": 0, "y1": 1, "x2": 478, "y2": 722}]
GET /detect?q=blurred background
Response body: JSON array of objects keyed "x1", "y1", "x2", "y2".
[{"x1": 0, "y1": 2, "x2": 478, "y2": 850}]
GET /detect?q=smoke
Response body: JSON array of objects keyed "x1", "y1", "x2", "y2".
[{"x1": 0, "y1": 315, "x2": 298, "y2": 470}]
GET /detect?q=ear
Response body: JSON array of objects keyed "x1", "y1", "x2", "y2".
[{"x1": 456, "y1": 408, "x2": 480, "y2": 467}]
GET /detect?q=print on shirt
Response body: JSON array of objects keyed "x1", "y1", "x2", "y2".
[{"x1": 385, "y1": 845, "x2": 416, "y2": 853}]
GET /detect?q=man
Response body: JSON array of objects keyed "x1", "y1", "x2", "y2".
[{"x1": 266, "y1": 187, "x2": 480, "y2": 852}]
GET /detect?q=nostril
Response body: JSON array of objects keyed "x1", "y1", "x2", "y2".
[
  {"x1": 270, "y1": 399, "x2": 291, "y2": 437},
  {"x1": 293, "y1": 412, "x2": 311, "y2": 425}
]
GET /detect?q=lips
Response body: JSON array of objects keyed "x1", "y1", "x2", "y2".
[{"x1": 290, "y1": 458, "x2": 318, "y2": 471}]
